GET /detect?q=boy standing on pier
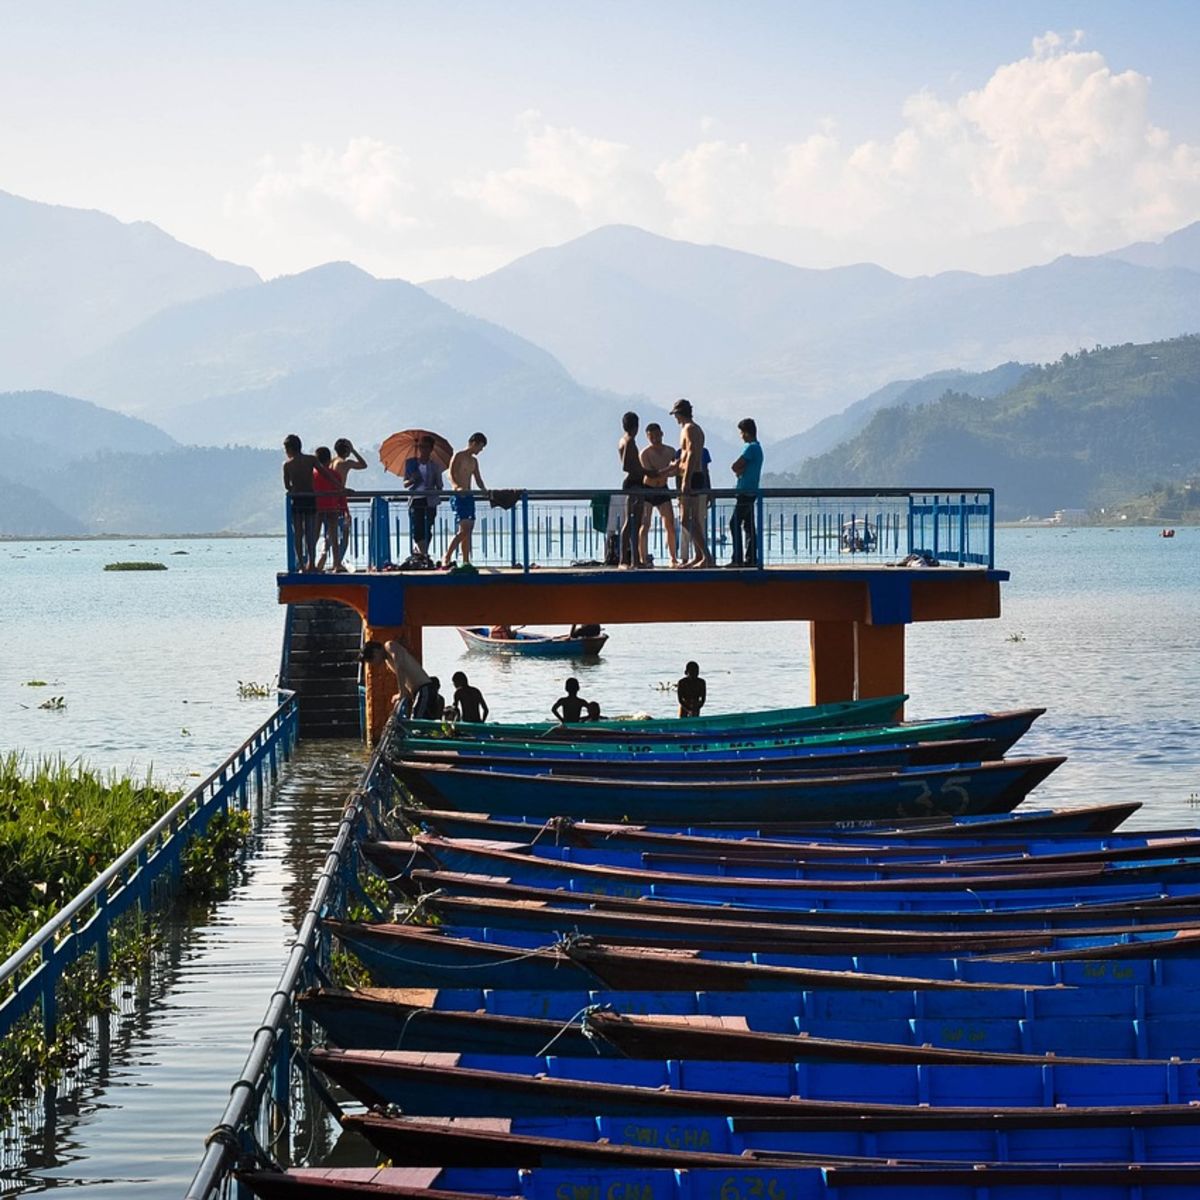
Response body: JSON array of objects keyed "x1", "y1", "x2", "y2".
[
  {"x1": 441, "y1": 432, "x2": 488, "y2": 570},
  {"x1": 282, "y1": 434, "x2": 320, "y2": 571}
]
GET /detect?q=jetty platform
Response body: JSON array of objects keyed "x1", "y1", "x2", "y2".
[{"x1": 277, "y1": 487, "x2": 1007, "y2": 742}]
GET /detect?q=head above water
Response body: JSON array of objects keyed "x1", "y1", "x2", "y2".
[
  {"x1": 621, "y1": 411, "x2": 639, "y2": 434},
  {"x1": 564, "y1": 677, "x2": 580, "y2": 694},
  {"x1": 283, "y1": 434, "x2": 302, "y2": 454},
  {"x1": 586, "y1": 700, "x2": 601, "y2": 719}
]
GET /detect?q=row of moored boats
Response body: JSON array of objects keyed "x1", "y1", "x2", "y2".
[{"x1": 240, "y1": 695, "x2": 1200, "y2": 1200}]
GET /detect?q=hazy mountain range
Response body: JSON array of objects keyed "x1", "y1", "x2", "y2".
[{"x1": 0, "y1": 187, "x2": 1197, "y2": 534}]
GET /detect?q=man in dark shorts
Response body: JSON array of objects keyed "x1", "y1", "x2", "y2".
[
  {"x1": 639, "y1": 422, "x2": 679, "y2": 566},
  {"x1": 676, "y1": 660, "x2": 707, "y2": 718},
  {"x1": 450, "y1": 671, "x2": 489, "y2": 723},
  {"x1": 617, "y1": 411, "x2": 646, "y2": 568},
  {"x1": 729, "y1": 417, "x2": 764, "y2": 568},
  {"x1": 552, "y1": 677, "x2": 589, "y2": 723},
  {"x1": 282, "y1": 433, "x2": 320, "y2": 571}
]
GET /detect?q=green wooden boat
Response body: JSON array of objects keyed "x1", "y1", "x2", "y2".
[
  {"x1": 401, "y1": 694, "x2": 906, "y2": 744},
  {"x1": 392, "y1": 707, "x2": 1043, "y2": 758}
]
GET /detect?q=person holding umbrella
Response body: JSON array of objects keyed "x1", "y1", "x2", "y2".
[{"x1": 404, "y1": 434, "x2": 444, "y2": 564}]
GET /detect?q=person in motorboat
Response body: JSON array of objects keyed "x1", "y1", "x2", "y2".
[{"x1": 488, "y1": 623, "x2": 516, "y2": 640}]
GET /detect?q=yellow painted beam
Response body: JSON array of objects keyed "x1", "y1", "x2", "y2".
[{"x1": 809, "y1": 621, "x2": 856, "y2": 706}]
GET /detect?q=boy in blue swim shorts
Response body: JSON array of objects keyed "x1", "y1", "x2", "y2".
[{"x1": 441, "y1": 432, "x2": 488, "y2": 568}]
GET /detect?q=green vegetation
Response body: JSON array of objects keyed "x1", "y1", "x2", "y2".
[
  {"x1": 769, "y1": 336, "x2": 1200, "y2": 520},
  {"x1": 0, "y1": 757, "x2": 255, "y2": 1111},
  {"x1": 23, "y1": 680, "x2": 48, "y2": 687},
  {"x1": 237, "y1": 680, "x2": 272, "y2": 699},
  {"x1": 103, "y1": 561, "x2": 166, "y2": 571}
]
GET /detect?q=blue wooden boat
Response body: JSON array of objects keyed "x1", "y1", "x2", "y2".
[
  {"x1": 327, "y1": 921, "x2": 1198, "y2": 991},
  {"x1": 304, "y1": 983, "x2": 1200, "y2": 1057},
  {"x1": 408, "y1": 835, "x2": 1200, "y2": 908},
  {"x1": 407, "y1": 869, "x2": 1200, "y2": 931},
  {"x1": 342, "y1": 1112, "x2": 1200, "y2": 1169},
  {"x1": 400, "y1": 807, "x2": 1169, "y2": 862},
  {"x1": 396, "y1": 736, "x2": 1004, "y2": 777},
  {"x1": 299, "y1": 986, "x2": 1193, "y2": 1064},
  {"x1": 406, "y1": 802, "x2": 1144, "y2": 843},
  {"x1": 238, "y1": 1162, "x2": 1200, "y2": 1200},
  {"x1": 401, "y1": 694, "x2": 907, "y2": 742},
  {"x1": 458, "y1": 626, "x2": 609, "y2": 658},
  {"x1": 396, "y1": 892, "x2": 1200, "y2": 955},
  {"x1": 393, "y1": 756, "x2": 1064, "y2": 824},
  {"x1": 307, "y1": 1047, "x2": 1200, "y2": 1115}
]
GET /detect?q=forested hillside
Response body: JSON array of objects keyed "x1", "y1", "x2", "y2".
[{"x1": 771, "y1": 337, "x2": 1200, "y2": 519}]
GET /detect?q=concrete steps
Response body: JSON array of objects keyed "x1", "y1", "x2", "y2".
[{"x1": 283, "y1": 601, "x2": 363, "y2": 739}]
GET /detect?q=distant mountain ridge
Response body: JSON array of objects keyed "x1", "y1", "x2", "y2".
[
  {"x1": 424, "y1": 225, "x2": 1200, "y2": 435},
  {"x1": 0, "y1": 190, "x2": 258, "y2": 386},
  {"x1": 772, "y1": 336, "x2": 1200, "y2": 520},
  {"x1": 769, "y1": 362, "x2": 1033, "y2": 470}
]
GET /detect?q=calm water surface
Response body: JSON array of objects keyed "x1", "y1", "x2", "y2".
[
  {"x1": 1, "y1": 528, "x2": 1199, "y2": 1195},
  {"x1": 1, "y1": 528, "x2": 1197, "y2": 822}
]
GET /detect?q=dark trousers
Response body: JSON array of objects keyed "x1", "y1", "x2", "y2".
[
  {"x1": 730, "y1": 494, "x2": 757, "y2": 566},
  {"x1": 619, "y1": 489, "x2": 645, "y2": 566}
]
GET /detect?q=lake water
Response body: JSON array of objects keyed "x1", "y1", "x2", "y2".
[
  {"x1": 1, "y1": 527, "x2": 1199, "y2": 1195},
  {"x1": 1, "y1": 528, "x2": 1197, "y2": 824}
]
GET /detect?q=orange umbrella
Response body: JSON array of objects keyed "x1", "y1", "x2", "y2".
[{"x1": 379, "y1": 429, "x2": 454, "y2": 477}]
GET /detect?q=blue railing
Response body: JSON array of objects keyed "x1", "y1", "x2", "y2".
[
  {"x1": 0, "y1": 696, "x2": 299, "y2": 1049},
  {"x1": 185, "y1": 733, "x2": 397, "y2": 1200},
  {"x1": 284, "y1": 488, "x2": 995, "y2": 573}
]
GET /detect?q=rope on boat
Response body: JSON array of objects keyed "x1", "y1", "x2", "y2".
[
  {"x1": 398, "y1": 888, "x2": 444, "y2": 925},
  {"x1": 349, "y1": 938, "x2": 569, "y2": 972},
  {"x1": 536, "y1": 1002, "x2": 615, "y2": 1057},
  {"x1": 529, "y1": 814, "x2": 577, "y2": 847}
]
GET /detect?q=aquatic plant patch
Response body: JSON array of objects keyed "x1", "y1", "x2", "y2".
[{"x1": 103, "y1": 561, "x2": 167, "y2": 571}]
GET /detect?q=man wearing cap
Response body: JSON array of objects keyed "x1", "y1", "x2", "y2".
[{"x1": 670, "y1": 398, "x2": 713, "y2": 568}]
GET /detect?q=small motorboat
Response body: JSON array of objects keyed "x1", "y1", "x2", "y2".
[{"x1": 457, "y1": 625, "x2": 608, "y2": 658}]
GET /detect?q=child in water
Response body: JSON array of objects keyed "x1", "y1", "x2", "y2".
[
  {"x1": 676, "y1": 661, "x2": 706, "y2": 719},
  {"x1": 552, "y1": 677, "x2": 589, "y2": 723}
]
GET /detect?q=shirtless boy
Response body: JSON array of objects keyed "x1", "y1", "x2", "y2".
[
  {"x1": 330, "y1": 438, "x2": 368, "y2": 565},
  {"x1": 361, "y1": 639, "x2": 434, "y2": 717},
  {"x1": 552, "y1": 677, "x2": 589, "y2": 724},
  {"x1": 676, "y1": 660, "x2": 707, "y2": 718},
  {"x1": 670, "y1": 399, "x2": 713, "y2": 567},
  {"x1": 639, "y1": 422, "x2": 679, "y2": 567},
  {"x1": 282, "y1": 434, "x2": 320, "y2": 571},
  {"x1": 442, "y1": 432, "x2": 488, "y2": 568}
]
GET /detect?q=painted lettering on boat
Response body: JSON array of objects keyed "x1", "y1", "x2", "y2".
[
  {"x1": 554, "y1": 1184, "x2": 656, "y2": 1200},
  {"x1": 621, "y1": 1123, "x2": 712, "y2": 1149},
  {"x1": 895, "y1": 776, "x2": 972, "y2": 817},
  {"x1": 719, "y1": 1174, "x2": 788, "y2": 1200}
]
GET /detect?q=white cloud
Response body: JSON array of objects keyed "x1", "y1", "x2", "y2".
[{"x1": 229, "y1": 34, "x2": 1200, "y2": 280}]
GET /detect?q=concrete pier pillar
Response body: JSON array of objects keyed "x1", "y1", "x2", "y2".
[
  {"x1": 809, "y1": 620, "x2": 856, "y2": 705},
  {"x1": 855, "y1": 622, "x2": 905, "y2": 711}
]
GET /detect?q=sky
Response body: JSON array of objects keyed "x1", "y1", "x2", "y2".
[{"x1": 2, "y1": 0, "x2": 1199, "y2": 282}]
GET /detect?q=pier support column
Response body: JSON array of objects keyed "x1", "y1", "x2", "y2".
[
  {"x1": 363, "y1": 624, "x2": 424, "y2": 746},
  {"x1": 808, "y1": 620, "x2": 856, "y2": 706},
  {"x1": 855, "y1": 622, "x2": 905, "y2": 712}
]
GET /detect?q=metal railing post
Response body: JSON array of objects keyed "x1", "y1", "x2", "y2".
[
  {"x1": 521, "y1": 492, "x2": 531, "y2": 574},
  {"x1": 284, "y1": 499, "x2": 296, "y2": 572}
]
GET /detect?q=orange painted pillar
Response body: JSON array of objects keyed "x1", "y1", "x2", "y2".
[
  {"x1": 809, "y1": 620, "x2": 856, "y2": 706},
  {"x1": 855, "y1": 622, "x2": 905, "y2": 712},
  {"x1": 363, "y1": 624, "x2": 424, "y2": 745}
]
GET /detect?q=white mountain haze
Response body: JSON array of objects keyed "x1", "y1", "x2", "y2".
[
  {"x1": 424, "y1": 224, "x2": 1200, "y2": 433},
  {"x1": 1, "y1": 187, "x2": 1198, "y2": 534},
  {"x1": 0, "y1": 190, "x2": 258, "y2": 385}
]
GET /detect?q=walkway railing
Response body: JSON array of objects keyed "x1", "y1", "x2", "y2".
[
  {"x1": 0, "y1": 696, "x2": 299, "y2": 1049},
  {"x1": 284, "y1": 487, "x2": 995, "y2": 573},
  {"x1": 185, "y1": 735, "x2": 396, "y2": 1200}
]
